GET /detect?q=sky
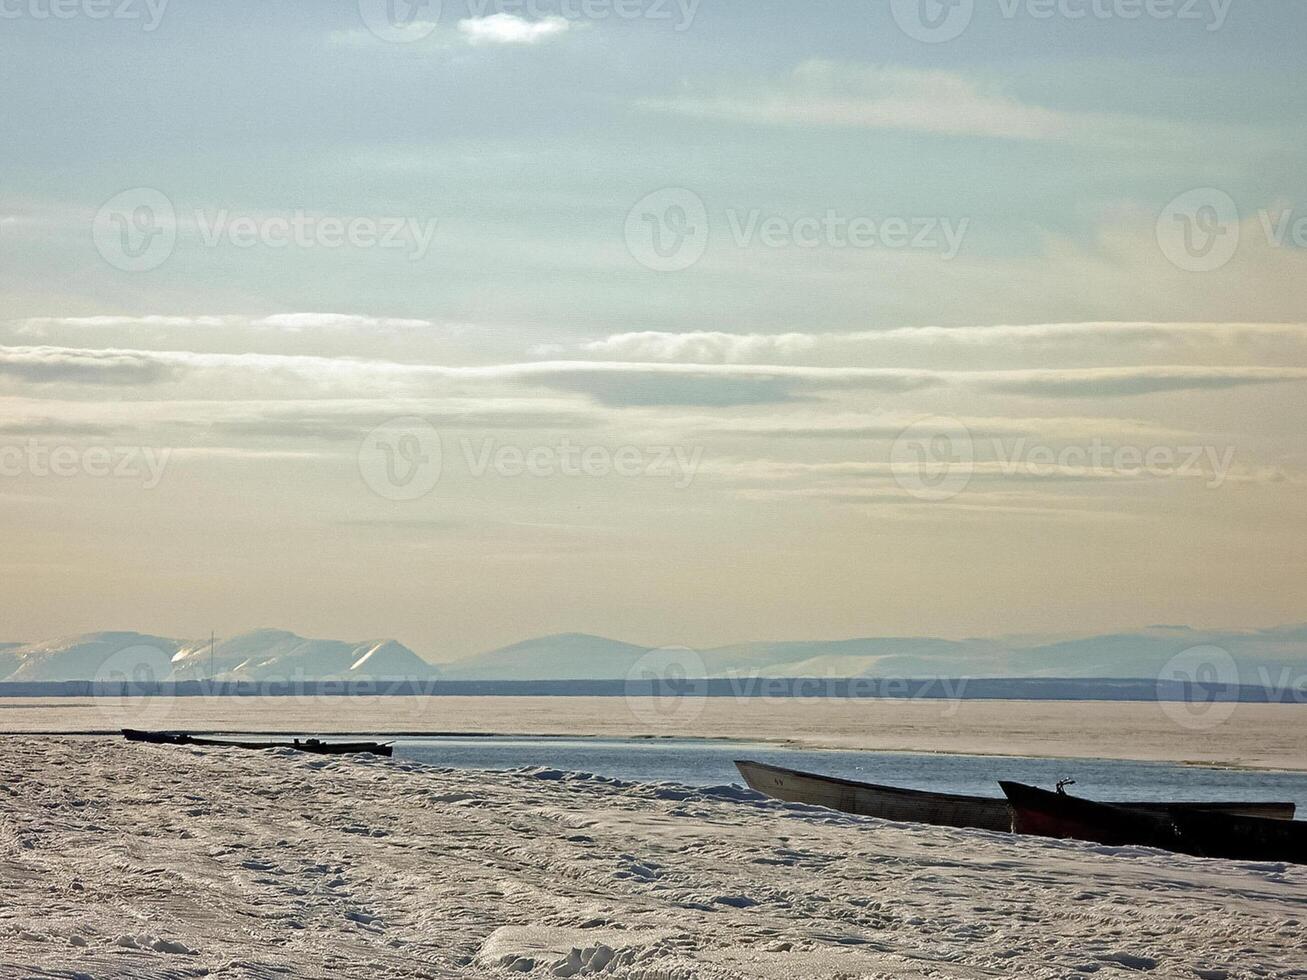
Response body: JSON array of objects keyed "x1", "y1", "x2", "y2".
[{"x1": 2, "y1": 0, "x2": 1305, "y2": 660}]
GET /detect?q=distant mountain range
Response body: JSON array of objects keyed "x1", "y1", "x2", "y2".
[
  {"x1": 1, "y1": 625, "x2": 1305, "y2": 686},
  {"x1": 0, "y1": 630, "x2": 438, "y2": 684}
]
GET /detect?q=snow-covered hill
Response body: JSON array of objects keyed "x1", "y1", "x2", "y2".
[
  {"x1": 0, "y1": 630, "x2": 439, "y2": 683},
  {"x1": 438, "y1": 633, "x2": 652, "y2": 681},
  {"x1": 440, "y1": 626, "x2": 1307, "y2": 683}
]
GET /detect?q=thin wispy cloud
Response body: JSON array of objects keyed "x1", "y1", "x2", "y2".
[
  {"x1": 639, "y1": 61, "x2": 1183, "y2": 143},
  {"x1": 13, "y1": 314, "x2": 437, "y2": 336},
  {"x1": 570, "y1": 323, "x2": 1307, "y2": 363}
]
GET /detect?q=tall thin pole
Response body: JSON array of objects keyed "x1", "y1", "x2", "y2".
[{"x1": 210, "y1": 630, "x2": 215, "y2": 678}]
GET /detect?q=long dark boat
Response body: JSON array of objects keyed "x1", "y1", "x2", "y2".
[
  {"x1": 1001, "y1": 781, "x2": 1307, "y2": 865},
  {"x1": 736, "y1": 761, "x2": 1295, "y2": 832},
  {"x1": 122, "y1": 729, "x2": 393, "y2": 757}
]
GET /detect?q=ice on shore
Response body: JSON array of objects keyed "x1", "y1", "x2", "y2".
[{"x1": 1, "y1": 738, "x2": 1304, "y2": 978}]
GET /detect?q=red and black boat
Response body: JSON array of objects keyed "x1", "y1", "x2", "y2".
[{"x1": 1001, "y1": 781, "x2": 1307, "y2": 865}]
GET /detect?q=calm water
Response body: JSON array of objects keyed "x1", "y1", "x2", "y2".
[{"x1": 383, "y1": 736, "x2": 1307, "y2": 815}]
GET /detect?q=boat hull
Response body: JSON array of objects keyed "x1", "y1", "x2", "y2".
[
  {"x1": 736, "y1": 761, "x2": 1296, "y2": 833},
  {"x1": 122, "y1": 729, "x2": 393, "y2": 757},
  {"x1": 1001, "y1": 781, "x2": 1307, "y2": 865},
  {"x1": 736, "y1": 760, "x2": 1013, "y2": 831}
]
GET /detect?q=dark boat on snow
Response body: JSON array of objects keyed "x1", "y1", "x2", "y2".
[
  {"x1": 122, "y1": 729, "x2": 393, "y2": 757},
  {"x1": 735, "y1": 761, "x2": 1295, "y2": 832},
  {"x1": 1001, "y1": 781, "x2": 1307, "y2": 865}
]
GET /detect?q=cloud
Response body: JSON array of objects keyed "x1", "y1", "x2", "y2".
[
  {"x1": 14, "y1": 314, "x2": 436, "y2": 337},
  {"x1": 712, "y1": 459, "x2": 1285, "y2": 488},
  {"x1": 0, "y1": 417, "x2": 118, "y2": 437},
  {"x1": 6, "y1": 346, "x2": 1307, "y2": 404},
  {"x1": 983, "y1": 366, "x2": 1307, "y2": 398},
  {"x1": 0, "y1": 347, "x2": 180, "y2": 386},
  {"x1": 250, "y1": 314, "x2": 434, "y2": 332},
  {"x1": 458, "y1": 14, "x2": 570, "y2": 45},
  {"x1": 705, "y1": 413, "x2": 1197, "y2": 443},
  {"x1": 639, "y1": 61, "x2": 1180, "y2": 143},
  {"x1": 734, "y1": 485, "x2": 1131, "y2": 520},
  {"x1": 208, "y1": 401, "x2": 599, "y2": 442},
  {"x1": 516, "y1": 363, "x2": 941, "y2": 406},
  {"x1": 569, "y1": 323, "x2": 1307, "y2": 363}
]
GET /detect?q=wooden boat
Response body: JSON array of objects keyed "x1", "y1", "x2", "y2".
[
  {"x1": 1001, "y1": 781, "x2": 1307, "y2": 865},
  {"x1": 736, "y1": 759, "x2": 1013, "y2": 831},
  {"x1": 736, "y1": 761, "x2": 1296, "y2": 832},
  {"x1": 122, "y1": 729, "x2": 393, "y2": 757}
]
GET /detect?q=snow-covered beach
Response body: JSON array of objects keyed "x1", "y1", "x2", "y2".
[{"x1": 3, "y1": 737, "x2": 1305, "y2": 979}]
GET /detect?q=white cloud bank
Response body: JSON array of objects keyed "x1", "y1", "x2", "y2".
[
  {"x1": 458, "y1": 14, "x2": 570, "y2": 45},
  {"x1": 567, "y1": 323, "x2": 1307, "y2": 363},
  {"x1": 6, "y1": 345, "x2": 1307, "y2": 405}
]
